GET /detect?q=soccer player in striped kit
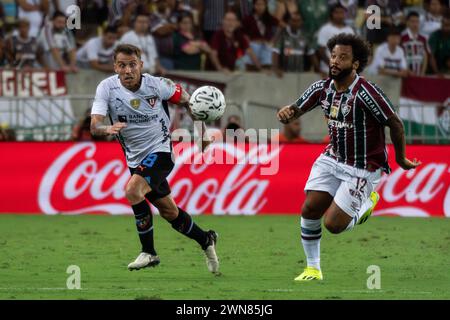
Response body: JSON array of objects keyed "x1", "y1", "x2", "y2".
[
  {"x1": 90, "y1": 44, "x2": 219, "y2": 274},
  {"x1": 277, "y1": 33, "x2": 421, "y2": 281}
]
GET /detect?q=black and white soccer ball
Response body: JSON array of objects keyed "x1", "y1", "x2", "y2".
[{"x1": 189, "y1": 86, "x2": 226, "y2": 122}]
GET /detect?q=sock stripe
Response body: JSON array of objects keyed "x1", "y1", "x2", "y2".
[
  {"x1": 301, "y1": 227, "x2": 322, "y2": 235},
  {"x1": 185, "y1": 219, "x2": 194, "y2": 235},
  {"x1": 301, "y1": 235, "x2": 322, "y2": 241},
  {"x1": 138, "y1": 226, "x2": 154, "y2": 235}
]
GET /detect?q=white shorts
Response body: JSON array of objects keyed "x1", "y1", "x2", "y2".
[{"x1": 304, "y1": 154, "x2": 382, "y2": 218}]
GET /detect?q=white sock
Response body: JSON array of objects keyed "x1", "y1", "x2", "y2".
[
  {"x1": 345, "y1": 197, "x2": 373, "y2": 231},
  {"x1": 301, "y1": 217, "x2": 322, "y2": 271}
]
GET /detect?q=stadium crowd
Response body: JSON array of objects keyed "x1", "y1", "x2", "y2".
[
  {"x1": 0, "y1": 0, "x2": 449, "y2": 142},
  {"x1": 0, "y1": 0, "x2": 449, "y2": 77}
]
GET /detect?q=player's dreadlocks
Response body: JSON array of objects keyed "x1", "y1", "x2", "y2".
[{"x1": 327, "y1": 33, "x2": 371, "y2": 74}]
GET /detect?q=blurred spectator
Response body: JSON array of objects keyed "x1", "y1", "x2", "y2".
[
  {"x1": 428, "y1": 13, "x2": 450, "y2": 74},
  {"x1": 235, "y1": 0, "x2": 253, "y2": 20},
  {"x1": 317, "y1": 4, "x2": 354, "y2": 75},
  {"x1": 272, "y1": 12, "x2": 318, "y2": 77},
  {"x1": 210, "y1": 11, "x2": 261, "y2": 72},
  {"x1": 297, "y1": 0, "x2": 329, "y2": 46},
  {"x1": 222, "y1": 115, "x2": 247, "y2": 142},
  {"x1": 401, "y1": 11, "x2": 439, "y2": 75},
  {"x1": 77, "y1": 0, "x2": 109, "y2": 47},
  {"x1": 328, "y1": 0, "x2": 358, "y2": 28},
  {"x1": 364, "y1": 0, "x2": 404, "y2": 45},
  {"x1": 37, "y1": 11, "x2": 78, "y2": 72},
  {"x1": 72, "y1": 109, "x2": 109, "y2": 141},
  {"x1": 420, "y1": 0, "x2": 445, "y2": 38},
  {"x1": 199, "y1": 0, "x2": 234, "y2": 43},
  {"x1": 17, "y1": 0, "x2": 49, "y2": 38},
  {"x1": 242, "y1": 0, "x2": 279, "y2": 71},
  {"x1": 367, "y1": 27, "x2": 409, "y2": 77},
  {"x1": 5, "y1": 19, "x2": 41, "y2": 70},
  {"x1": 76, "y1": 26, "x2": 118, "y2": 72},
  {"x1": 150, "y1": 0, "x2": 178, "y2": 70},
  {"x1": 120, "y1": 13, "x2": 166, "y2": 75},
  {"x1": 0, "y1": 38, "x2": 7, "y2": 67},
  {"x1": 274, "y1": 0, "x2": 299, "y2": 28},
  {"x1": 110, "y1": 0, "x2": 151, "y2": 28},
  {"x1": 173, "y1": 11, "x2": 222, "y2": 70},
  {"x1": 49, "y1": 0, "x2": 77, "y2": 15},
  {"x1": 275, "y1": 118, "x2": 309, "y2": 143},
  {"x1": 0, "y1": 124, "x2": 16, "y2": 141},
  {"x1": 0, "y1": 2, "x2": 5, "y2": 38}
]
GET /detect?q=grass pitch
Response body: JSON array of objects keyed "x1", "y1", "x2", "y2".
[{"x1": 0, "y1": 215, "x2": 449, "y2": 300}]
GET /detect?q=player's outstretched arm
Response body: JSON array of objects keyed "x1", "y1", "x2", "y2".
[
  {"x1": 277, "y1": 104, "x2": 304, "y2": 124},
  {"x1": 90, "y1": 114, "x2": 127, "y2": 136},
  {"x1": 386, "y1": 114, "x2": 422, "y2": 170}
]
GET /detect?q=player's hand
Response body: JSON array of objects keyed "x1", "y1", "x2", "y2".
[
  {"x1": 277, "y1": 105, "x2": 297, "y2": 124},
  {"x1": 396, "y1": 157, "x2": 422, "y2": 170},
  {"x1": 107, "y1": 122, "x2": 127, "y2": 135}
]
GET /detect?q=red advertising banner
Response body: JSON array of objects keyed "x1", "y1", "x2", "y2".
[
  {"x1": 0, "y1": 69, "x2": 67, "y2": 96},
  {"x1": 0, "y1": 142, "x2": 448, "y2": 217}
]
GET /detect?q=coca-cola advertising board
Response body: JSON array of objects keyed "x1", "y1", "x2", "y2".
[{"x1": 0, "y1": 142, "x2": 448, "y2": 217}]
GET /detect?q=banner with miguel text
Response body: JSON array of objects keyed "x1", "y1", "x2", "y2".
[{"x1": 0, "y1": 142, "x2": 448, "y2": 217}]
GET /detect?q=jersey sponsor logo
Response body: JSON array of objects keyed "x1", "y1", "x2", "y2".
[
  {"x1": 301, "y1": 81, "x2": 323, "y2": 100},
  {"x1": 328, "y1": 119, "x2": 354, "y2": 129},
  {"x1": 359, "y1": 89, "x2": 381, "y2": 117},
  {"x1": 130, "y1": 98, "x2": 141, "y2": 109},
  {"x1": 330, "y1": 105, "x2": 339, "y2": 119}
]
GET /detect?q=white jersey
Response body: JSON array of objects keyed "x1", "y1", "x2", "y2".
[{"x1": 91, "y1": 74, "x2": 176, "y2": 168}]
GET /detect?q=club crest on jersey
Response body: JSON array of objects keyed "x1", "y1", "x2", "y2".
[
  {"x1": 130, "y1": 99, "x2": 141, "y2": 109},
  {"x1": 145, "y1": 96, "x2": 158, "y2": 107},
  {"x1": 330, "y1": 105, "x2": 339, "y2": 119},
  {"x1": 341, "y1": 104, "x2": 351, "y2": 116}
]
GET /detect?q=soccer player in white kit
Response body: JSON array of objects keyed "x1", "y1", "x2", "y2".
[
  {"x1": 277, "y1": 34, "x2": 421, "y2": 281},
  {"x1": 90, "y1": 44, "x2": 219, "y2": 273}
]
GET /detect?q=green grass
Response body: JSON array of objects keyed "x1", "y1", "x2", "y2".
[{"x1": 0, "y1": 215, "x2": 449, "y2": 300}]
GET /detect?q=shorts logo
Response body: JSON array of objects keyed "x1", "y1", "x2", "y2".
[{"x1": 130, "y1": 99, "x2": 141, "y2": 109}]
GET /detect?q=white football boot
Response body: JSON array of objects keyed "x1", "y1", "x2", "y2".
[
  {"x1": 203, "y1": 230, "x2": 220, "y2": 274},
  {"x1": 127, "y1": 252, "x2": 160, "y2": 271}
]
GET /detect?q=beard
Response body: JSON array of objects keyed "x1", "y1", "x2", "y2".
[{"x1": 329, "y1": 66, "x2": 353, "y2": 80}]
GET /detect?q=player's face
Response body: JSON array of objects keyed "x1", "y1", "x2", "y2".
[
  {"x1": 114, "y1": 53, "x2": 143, "y2": 89},
  {"x1": 329, "y1": 45, "x2": 357, "y2": 80}
]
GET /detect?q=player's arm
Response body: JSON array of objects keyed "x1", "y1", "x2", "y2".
[
  {"x1": 90, "y1": 114, "x2": 127, "y2": 136},
  {"x1": 277, "y1": 80, "x2": 323, "y2": 124},
  {"x1": 385, "y1": 114, "x2": 421, "y2": 170}
]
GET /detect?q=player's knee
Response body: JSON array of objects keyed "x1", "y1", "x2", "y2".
[
  {"x1": 301, "y1": 201, "x2": 320, "y2": 219},
  {"x1": 324, "y1": 219, "x2": 344, "y2": 234},
  {"x1": 125, "y1": 185, "x2": 143, "y2": 204}
]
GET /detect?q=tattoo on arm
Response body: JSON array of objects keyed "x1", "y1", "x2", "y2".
[{"x1": 90, "y1": 114, "x2": 109, "y2": 136}]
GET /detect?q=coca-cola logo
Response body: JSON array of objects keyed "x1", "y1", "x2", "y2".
[
  {"x1": 38, "y1": 142, "x2": 281, "y2": 215},
  {"x1": 375, "y1": 163, "x2": 450, "y2": 217}
]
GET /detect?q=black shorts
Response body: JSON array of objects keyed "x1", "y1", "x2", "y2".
[{"x1": 129, "y1": 152, "x2": 174, "y2": 202}]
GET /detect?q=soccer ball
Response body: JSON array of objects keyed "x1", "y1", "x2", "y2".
[{"x1": 189, "y1": 86, "x2": 226, "y2": 122}]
